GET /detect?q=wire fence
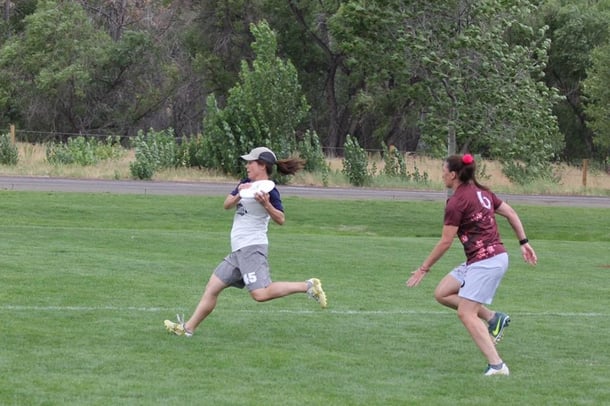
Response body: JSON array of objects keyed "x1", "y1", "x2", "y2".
[
  {"x1": 0, "y1": 126, "x2": 379, "y2": 156},
  {"x1": 3, "y1": 126, "x2": 606, "y2": 175},
  {"x1": 2, "y1": 128, "x2": 136, "y2": 144}
]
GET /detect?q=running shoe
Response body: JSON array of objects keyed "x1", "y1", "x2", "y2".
[
  {"x1": 164, "y1": 314, "x2": 193, "y2": 337},
  {"x1": 488, "y1": 312, "x2": 510, "y2": 343},
  {"x1": 307, "y1": 278, "x2": 327, "y2": 308},
  {"x1": 484, "y1": 363, "x2": 510, "y2": 376}
]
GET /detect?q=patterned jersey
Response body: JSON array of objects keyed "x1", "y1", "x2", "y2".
[
  {"x1": 444, "y1": 183, "x2": 506, "y2": 264},
  {"x1": 229, "y1": 178, "x2": 283, "y2": 252}
]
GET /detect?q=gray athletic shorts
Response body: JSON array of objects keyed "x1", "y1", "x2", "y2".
[
  {"x1": 449, "y1": 253, "x2": 509, "y2": 305},
  {"x1": 213, "y1": 244, "x2": 272, "y2": 291}
]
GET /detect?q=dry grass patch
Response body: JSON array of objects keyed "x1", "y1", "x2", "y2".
[
  {"x1": 326, "y1": 154, "x2": 610, "y2": 194},
  {"x1": 1, "y1": 142, "x2": 609, "y2": 195}
]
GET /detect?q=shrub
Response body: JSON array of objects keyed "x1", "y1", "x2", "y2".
[
  {"x1": 380, "y1": 143, "x2": 431, "y2": 184},
  {"x1": 129, "y1": 159, "x2": 155, "y2": 180},
  {"x1": 410, "y1": 160, "x2": 429, "y2": 184},
  {"x1": 0, "y1": 133, "x2": 18, "y2": 165},
  {"x1": 502, "y1": 160, "x2": 556, "y2": 185},
  {"x1": 342, "y1": 135, "x2": 371, "y2": 186},
  {"x1": 177, "y1": 135, "x2": 210, "y2": 168},
  {"x1": 46, "y1": 136, "x2": 123, "y2": 166},
  {"x1": 297, "y1": 130, "x2": 330, "y2": 185},
  {"x1": 298, "y1": 130, "x2": 328, "y2": 172},
  {"x1": 129, "y1": 128, "x2": 177, "y2": 180},
  {"x1": 382, "y1": 143, "x2": 406, "y2": 179},
  {"x1": 95, "y1": 136, "x2": 124, "y2": 161}
]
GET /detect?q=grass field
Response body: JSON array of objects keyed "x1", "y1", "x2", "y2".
[{"x1": 1, "y1": 191, "x2": 609, "y2": 405}]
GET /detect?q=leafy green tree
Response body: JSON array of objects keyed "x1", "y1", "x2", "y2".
[
  {"x1": 538, "y1": 0, "x2": 610, "y2": 162},
  {"x1": 331, "y1": 0, "x2": 563, "y2": 183},
  {"x1": 0, "y1": 0, "x2": 37, "y2": 40},
  {"x1": 0, "y1": 0, "x2": 182, "y2": 137},
  {"x1": 187, "y1": 0, "x2": 264, "y2": 102},
  {"x1": 79, "y1": 0, "x2": 203, "y2": 136},
  {"x1": 0, "y1": 0, "x2": 109, "y2": 132},
  {"x1": 583, "y1": 41, "x2": 610, "y2": 160},
  {"x1": 329, "y1": 1, "x2": 421, "y2": 152},
  {"x1": 265, "y1": 0, "x2": 355, "y2": 151},
  {"x1": 203, "y1": 20, "x2": 309, "y2": 176}
]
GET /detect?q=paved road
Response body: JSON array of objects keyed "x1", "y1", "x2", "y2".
[{"x1": 0, "y1": 175, "x2": 609, "y2": 207}]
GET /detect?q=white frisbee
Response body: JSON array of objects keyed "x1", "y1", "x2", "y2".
[{"x1": 239, "y1": 180, "x2": 276, "y2": 198}]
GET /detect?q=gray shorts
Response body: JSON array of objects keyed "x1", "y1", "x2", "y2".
[
  {"x1": 449, "y1": 253, "x2": 509, "y2": 305},
  {"x1": 214, "y1": 244, "x2": 272, "y2": 291}
]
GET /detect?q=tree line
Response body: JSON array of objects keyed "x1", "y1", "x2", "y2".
[{"x1": 0, "y1": 0, "x2": 608, "y2": 179}]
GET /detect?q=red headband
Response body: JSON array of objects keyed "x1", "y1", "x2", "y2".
[{"x1": 462, "y1": 154, "x2": 474, "y2": 165}]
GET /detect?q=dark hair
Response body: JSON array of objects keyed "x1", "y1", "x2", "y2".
[
  {"x1": 259, "y1": 157, "x2": 306, "y2": 176},
  {"x1": 445, "y1": 154, "x2": 488, "y2": 190}
]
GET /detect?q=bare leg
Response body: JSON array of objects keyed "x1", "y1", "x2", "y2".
[
  {"x1": 250, "y1": 281, "x2": 308, "y2": 302},
  {"x1": 434, "y1": 274, "x2": 495, "y2": 322},
  {"x1": 184, "y1": 274, "x2": 228, "y2": 333},
  {"x1": 457, "y1": 298, "x2": 502, "y2": 365}
]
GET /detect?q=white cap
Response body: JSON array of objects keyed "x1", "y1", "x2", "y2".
[{"x1": 240, "y1": 147, "x2": 277, "y2": 164}]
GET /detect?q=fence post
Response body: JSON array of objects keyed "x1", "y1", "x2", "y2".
[
  {"x1": 10, "y1": 124, "x2": 15, "y2": 144},
  {"x1": 582, "y1": 159, "x2": 589, "y2": 188}
]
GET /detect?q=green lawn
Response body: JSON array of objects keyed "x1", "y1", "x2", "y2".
[{"x1": 1, "y1": 191, "x2": 608, "y2": 405}]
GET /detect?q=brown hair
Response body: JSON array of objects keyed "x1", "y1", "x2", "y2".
[
  {"x1": 260, "y1": 157, "x2": 306, "y2": 176},
  {"x1": 445, "y1": 154, "x2": 488, "y2": 190}
]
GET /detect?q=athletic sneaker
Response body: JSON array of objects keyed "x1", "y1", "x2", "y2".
[
  {"x1": 307, "y1": 278, "x2": 327, "y2": 308},
  {"x1": 484, "y1": 363, "x2": 510, "y2": 376},
  {"x1": 488, "y1": 312, "x2": 510, "y2": 343},
  {"x1": 164, "y1": 314, "x2": 193, "y2": 337}
]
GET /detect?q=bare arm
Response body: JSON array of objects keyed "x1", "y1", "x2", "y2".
[
  {"x1": 255, "y1": 192, "x2": 285, "y2": 225},
  {"x1": 224, "y1": 182, "x2": 251, "y2": 210},
  {"x1": 223, "y1": 193, "x2": 241, "y2": 210},
  {"x1": 406, "y1": 224, "x2": 458, "y2": 287},
  {"x1": 495, "y1": 202, "x2": 526, "y2": 240},
  {"x1": 495, "y1": 202, "x2": 537, "y2": 265}
]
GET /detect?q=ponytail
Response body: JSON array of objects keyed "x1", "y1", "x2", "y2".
[
  {"x1": 262, "y1": 157, "x2": 306, "y2": 176},
  {"x1": 446, "y1": 154, "x2": 488, "y2": 190}
]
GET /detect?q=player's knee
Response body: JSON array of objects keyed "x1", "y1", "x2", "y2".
[
  {"x1": 250, "y1": 289, "x2": 270, "y2": 302},
  {"x1": 434, "y1": 289, "x2": 447, "y2": 305}
]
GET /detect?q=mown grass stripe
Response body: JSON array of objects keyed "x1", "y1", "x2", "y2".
[{"x1": 2, "y1": 304, "x2": 606, "y2": 317}]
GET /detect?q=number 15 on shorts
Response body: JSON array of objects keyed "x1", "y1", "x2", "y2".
[{"x1": 243, "y1": 272, "x2": 257, "y2": 285}]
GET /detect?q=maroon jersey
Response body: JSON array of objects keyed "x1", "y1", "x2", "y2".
[{"x1": 444, "y1": 183, "x2": 506, "y2": 264}]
